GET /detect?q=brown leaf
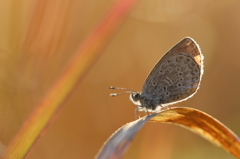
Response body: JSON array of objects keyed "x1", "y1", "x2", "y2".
[
  {"x1": 96, "y1": 107, "x2": 240, "y2": 159},
  {"x1": 150, "y1": 107, "x2": 240, "y2": 158}
]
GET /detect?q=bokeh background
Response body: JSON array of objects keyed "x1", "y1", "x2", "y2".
[{"x1": 0, "y1": 0, "x2": 240, "y2": 158}]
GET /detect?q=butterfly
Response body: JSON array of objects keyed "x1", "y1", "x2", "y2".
[{"x1": 110, "y1": 37, "x2": 203, "y2": 115}]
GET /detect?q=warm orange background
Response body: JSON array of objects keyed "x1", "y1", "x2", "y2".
[{"x1": 0, "y1": 0, "x2": 239, "y2": 159}]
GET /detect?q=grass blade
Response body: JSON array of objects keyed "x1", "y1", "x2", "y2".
[
  {"x1": 96, "y1": 107, "x2": 240, "y2": 158},
  {"x1": 2, "y1": 0, "x2": 138, "y2": 158}
]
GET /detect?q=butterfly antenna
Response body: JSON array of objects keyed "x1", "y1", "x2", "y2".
[{"x1": 109, "y1": 86, "x2": 137, "y2": 97}]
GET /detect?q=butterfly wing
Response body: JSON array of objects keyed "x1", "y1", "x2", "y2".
[{"x1": 141, "y1": 37, "x2": 203, "y2": 107}]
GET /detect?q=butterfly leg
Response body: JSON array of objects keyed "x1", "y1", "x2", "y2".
[
  {"x1": 145, "y1": 108, "x2": 150, "y2": 116},
  {"x1": 134, "y1": 108, "x2": 141, "y2": 119}
]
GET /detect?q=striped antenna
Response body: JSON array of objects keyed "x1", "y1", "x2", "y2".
[{"x1": 109, "y1": 86, "x2": 137, "y2": 97}]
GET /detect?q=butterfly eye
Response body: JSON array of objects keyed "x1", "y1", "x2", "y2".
[{"x1": 131, "y1": 93, "x2": 140, "y2": 102}]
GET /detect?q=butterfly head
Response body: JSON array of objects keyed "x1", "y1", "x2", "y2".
[
  {"x1": 129, "y1": 93, "x2": 141, "y2": 105},
  {"x1": 109, "y1": 86, "x2": 160, "y2": 113},
  {"x1": 109, "y1": 86, "x2": 141, "y2": 105}
]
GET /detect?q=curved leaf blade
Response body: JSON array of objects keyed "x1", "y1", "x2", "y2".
[
  {"x1": 96, "y1": 107, "x2": 240, "y2": 158},
  {"x1": 150, "y1": 107, "x2": 240, "y2": 158},
  {"x1": 95, "y1": 113, "x2": 158, "y2": 159}
]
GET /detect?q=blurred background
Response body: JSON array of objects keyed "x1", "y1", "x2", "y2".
[{"x1": 0, "y1": 0, "x2": 239, "y2": 158}]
